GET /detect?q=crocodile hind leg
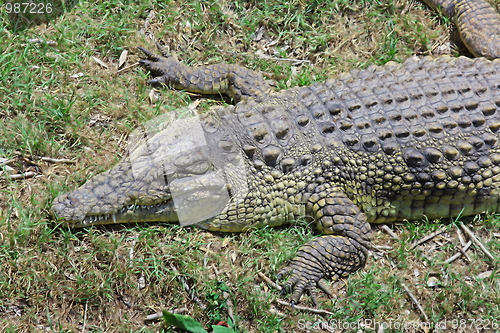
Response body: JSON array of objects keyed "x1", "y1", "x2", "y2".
[
  {"x1": 137, "y1": 43, "x2": 272, "y2": 102},
  {"x1": 278, "y1": 187, "x2": 371, "y2": 305}
]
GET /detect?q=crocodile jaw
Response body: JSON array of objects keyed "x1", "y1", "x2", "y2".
[
  {"x1": 51, "y1": 194, "x2": 178, "y2": 227},
  {"x1": 50, "y1": 171, "x2": 178, "y2": 227}
]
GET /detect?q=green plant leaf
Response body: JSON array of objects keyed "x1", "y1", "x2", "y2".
[
  {"x1": 212, "y1": 325, "x2": 236, "y2": 333},
  {"x1": 217, "y1": 281, "x2": 231, "y2": 292},
  {"x1": 162, "y1": 311, "x2": 208, "y2": 333}
]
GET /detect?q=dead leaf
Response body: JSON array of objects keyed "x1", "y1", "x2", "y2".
[
  {"x1": 184, "y1": 20, "x2": 192, "y2": 34},
  {"x1": 71, "y1": 72, "x2": 84, "y2": 79},
  {"x1": 186, "y1": 99, "x2": 200, "y2": 114},
  {"x1": 255, "y1": 49, "x2": 266, "y2": 59},
  {"x1": 3, "y1": 165, "x2": 16, "y2": 174},
  {"x1": 64, "y1": 270, "x2": 77, "y2": 281},
  {"x1": 148, "y1": 89, "x2": 159, "y2": 104},
  {"x1": 118, "y1": 50, "x2": 128, "y2": 69},
  {"x1": 253, "y1": 26, "x2": 265, "y2": 41},
  {"x1": 427, "y1": 276, "x2": 440, "y2": 288},
  {"x1": 222, "y1": 238, "x2": 230, "y2": 248},
  {"x1": 92, "y1": 56, "x2": 109, "y2": 69},
  {"x1": 478, "y1": 270, "x2": 493, "y2": 279},
  {"x1": 138, "y1": 275, "x2": 146, "y2": 289},
  {"x1": 230, "y1": 251, "x2": 237, "y2": 263}
]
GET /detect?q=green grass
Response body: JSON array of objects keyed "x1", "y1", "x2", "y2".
[{"x1": 1, "y1": 0, "x2": 499, "y2": 331}]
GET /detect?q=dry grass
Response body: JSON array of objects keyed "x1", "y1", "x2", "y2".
[{"x1": 0, "y1": 0, "x2": 499, "y2": 332}]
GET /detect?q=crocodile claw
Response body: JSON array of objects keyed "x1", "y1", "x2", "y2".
[
  {"x1": 138, "y1": 46, "x2": 161, "y2": 61},
  {"x1": 278, "y1": 262, "x2": 324, "y2": 305},
  {"x1": 138, "y1": 46, "x2": 185, "y2": 88},
  {"x1": 277, "y1": 235, "x2": 368, "y2": 305},
  {"x1": 154, "y1": 41, "x2": 171, "y2": 58}
]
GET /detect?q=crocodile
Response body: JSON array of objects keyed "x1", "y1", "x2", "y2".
[
  {"x1": 52, "y1": 0, "x2": 500, "y2": 304},
  {"x1": 423, "y1": 0, "x2": 500, "y2": 59}
]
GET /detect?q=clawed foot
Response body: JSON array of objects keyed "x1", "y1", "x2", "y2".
[
  {"x1": 277, "y1": 235, "x2": 367, "y2": 306},
  {"x1": 137, "y1": 43, "x2": 184, "y2": 87},
  {"x1": 278, "y1": 266, "x2": 333, "y2": 307}
]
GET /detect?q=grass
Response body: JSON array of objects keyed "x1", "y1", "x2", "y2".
[{"x1": 1, "y1": 0, "x2": 500, "y2": 331}]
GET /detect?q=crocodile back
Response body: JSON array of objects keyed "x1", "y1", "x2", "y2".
[{"x1": 217, "y1": 56, "x2": 500, "y2": 223}]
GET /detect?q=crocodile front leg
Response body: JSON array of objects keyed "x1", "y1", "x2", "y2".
[
  {"x1": 138, "y1": 43, "x2": 272, "y2": 102},
  {"x1": 278, "y1": 187, "x2": 371, "y2": 305}
]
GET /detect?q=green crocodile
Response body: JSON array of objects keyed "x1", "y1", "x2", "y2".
[{"x1": 52, "y1": 0, "x2": 500, "y2": 304}]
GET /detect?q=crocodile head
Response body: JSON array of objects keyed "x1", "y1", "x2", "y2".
[{"x1": 52, "y1": 114, "x2": 246, "y2": 228}]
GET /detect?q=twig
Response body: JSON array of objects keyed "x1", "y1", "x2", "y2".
[
  {"x1": 269, "y1": 306, "x2": 286, "y2": 316},
  {"x1": 115, "y1": 62, "x2": 140, "y2": 74},
  {"x1": 380, "y1": 225, "x2": 399, "y2": 240},
  {"x1": 28, "y1": 38, "x2": 57, "y2": 45},
  {"x1": 276, "y1": 299, "x2": 334, "y2": 316},
  {"x1": 458, "y1": 240, "x2": 473, "y2": 262},
  {"x1": 456, "y1": 225, "x2": 467, "y2": 247},
  {"x1": 459, "y1": 224, "x2": 495, "y2": 261},
  {"x1": 409, "y1": 227, "x2": 447, "y2": 250},
  {"x1": 144, "y1": 307, "x2": 187, "y2": 322},
  {"x1": 0, "y1": 158, "x2": 16, "y2": 166},
  {"x1": 202, "y1": 243, "x2": 212, "y2": 269},
  {"x1": 258, "y1": 272, "x2": 282, "y2": 291},
  {"x1": 223, "y1": 291, "x2": 235, "y2": 325},
  {"x1": 41, "y1": 157, "x2": 77, "y2": 164},
  {"x1": 373, "y1": 245, "x2": 393, "y2": 251},
  {"x1": 169, "y1": 263, "x2": 206, "y2": 310},
  {"x1": 128, "y1": 235, "x2": 137, "y2": 267},
  {"x1": 438, "y1": 240, "x2": 472, "y2": 264},
  {"x1": 257, "y1": 54, "x2": 311, "y2": 63},
  {"x1": 80, "y1": 300, "x2": 88, "y2": 333},
  {"x1": 222, "y1": 50, "x2": 311, "y2": 64},
  {"x1": 3, "y1": 171, "x2": 36, "y2": 180},
  {"x1": 402, "y1": 284, "x2": 429, "y2": 322},
  {"x1": 144, "y1": 312, "x2": 162, "y2": 321},
  {"x1": 117, "y1": 132, "x2": 128, "y2": 146},
  {"x1": 23, "y1": 156, "x2": 40, "y2": 167}
]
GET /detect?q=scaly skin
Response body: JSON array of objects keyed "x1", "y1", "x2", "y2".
[
  {"x1": 422, "y1": 0, "x2": 500, "y2": 59},
  {"x1": 52, "y1": 0, "x2": 500, "y2": 304},
  {"x1": 138, "y1": 43, "x2": 273, "y2": 102}
]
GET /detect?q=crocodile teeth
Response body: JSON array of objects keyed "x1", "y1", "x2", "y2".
[{"x1": 112, "y1": 214, "x2": 116, "y2": 223}]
